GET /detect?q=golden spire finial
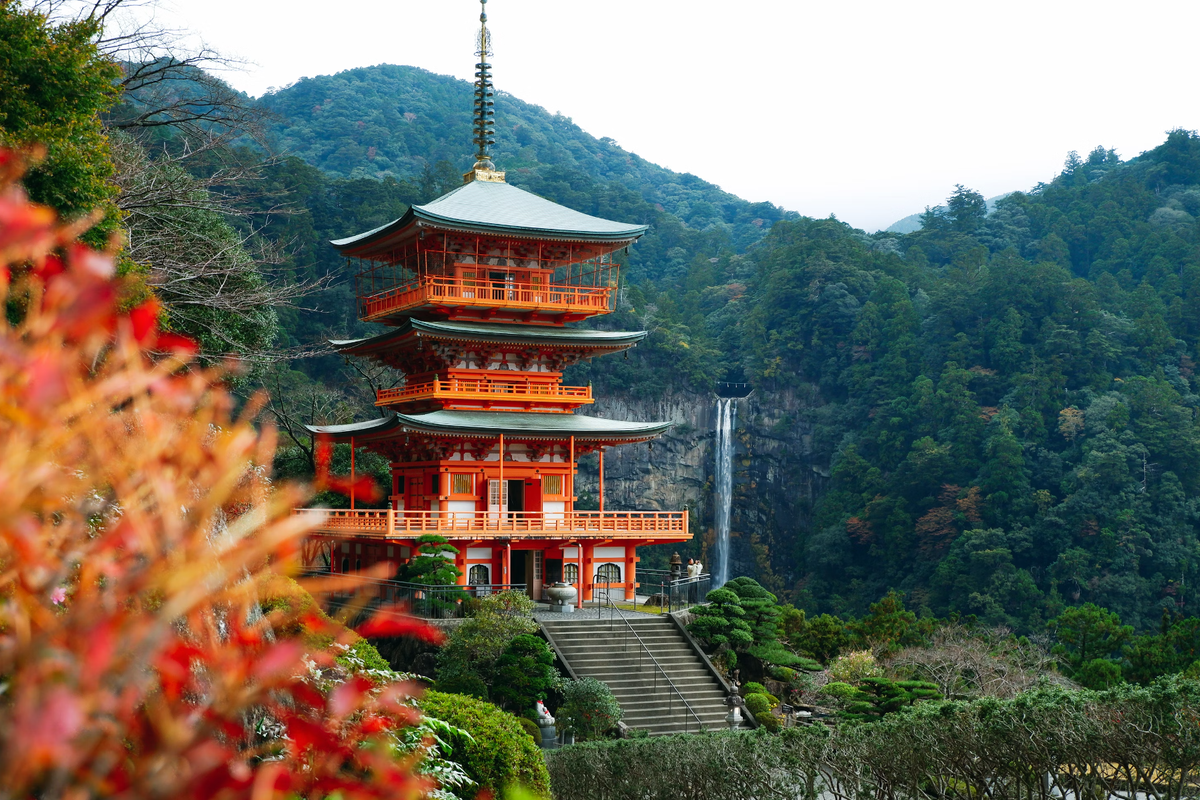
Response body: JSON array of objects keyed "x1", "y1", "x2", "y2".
[{"x1": 465, "y1": 0, "x2": 504, "y2": 183}]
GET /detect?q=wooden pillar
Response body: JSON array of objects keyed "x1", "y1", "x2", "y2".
[
  {"x1": 498, "y1": 434, "x2": 504, "y2": 511},
  {"x1": 455, "y1": 545, "x2": 467, "y2": 587},
  {"x1": 576, "y1": 541, "x2": 584, "y2": 610},
  {"x1": 349, "y1": 437, "x2": 356, "y2": 510},
  {"x1": 598, "y1": 447, "x2": 605, "y2": 513},
  {"x1": 582, "y1": 541, "x2": 595, "y2": 604},
  {"x1": 568, "y1": 435, "x2": 575, "y2": 515},
  {"x1": 504, "y1": 542, "x2": 512, "y2": 587},
  {"x1": 625, "y1": 545, "x2": 638, "y2": 602}
]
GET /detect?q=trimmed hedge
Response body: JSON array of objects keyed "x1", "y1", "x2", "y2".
[
  {"x1": 420, "y1": 690, "x2": 550, "y2": 798},
  {"x1": 547, "y1": 679, "x2": 1200, "y2": 800}
]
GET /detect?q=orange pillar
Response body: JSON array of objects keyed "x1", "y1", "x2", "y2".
[
  {"x1": 504, "y1": 542, "x2": 512, "y2": 587},
  {"x1": 576, "y1": 542, "x2": 584, "y2": 610},
  {"x1": 498, "y1": 434, "x2": 504, "y2": 514},
  {"x1": 349, "y1": 437, "x2": 356, "y2": 510},
  {"x1": 598, "y1": 448, "x2": 604, "y2": 513}
]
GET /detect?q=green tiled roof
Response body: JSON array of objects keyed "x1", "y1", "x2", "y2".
[
  {"x1": 331, "y1": 319, "x2": 646, "y2": 352},
  {"x1": 307, "y1": 410, "x2": 672, "y2": 441},
  {"x1": 330, "y1": 179, "x2": 648, "y2": 251}
]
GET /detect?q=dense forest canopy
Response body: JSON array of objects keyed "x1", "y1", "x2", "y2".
[
  {"x1": 247, "y1": 67, "x2": 1200, "y2": 635},
  {"x1": 7, "y1": 2, "x2": 1200, "y2": 637}
]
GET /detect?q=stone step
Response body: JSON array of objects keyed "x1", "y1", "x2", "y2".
[
  {"x1": 566, "y1": 656, "x2": 704, "y2": 670},
  {"x1": 582, "y1": 667, "x2": 713, "y2": 683},
  {"x1": 542, "y1": 614, "x2": 730, "y2": 738}
]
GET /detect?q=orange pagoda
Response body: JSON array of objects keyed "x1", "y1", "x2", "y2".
[{"x1": 296, "y1": 1, "x2": 689, "y2": 606}]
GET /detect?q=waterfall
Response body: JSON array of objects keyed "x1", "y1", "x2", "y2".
[{"x1": 712, "y1": 397, "x2": 736, "y2": 588}]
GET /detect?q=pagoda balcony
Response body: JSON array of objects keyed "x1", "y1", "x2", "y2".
[
  {"x1": 375, "y1": 377, "x2": 592, "y2": 410},
  {"x1": 294, "y1": 508, "x2": 690, "y2": 540},
  {"x1": 357, "y1": 276, "x2": 612, "y2": 323}
]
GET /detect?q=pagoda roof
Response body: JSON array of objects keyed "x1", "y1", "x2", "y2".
[
  {"x1": 332, "y1": 319, "x2": 646, "y2": 355},
  {"x1": 330, "y1": 179, "x2": 648, "y2": 257},
  {"x1": 307, "y1": 410, "x2": 671, "y2": 443}
]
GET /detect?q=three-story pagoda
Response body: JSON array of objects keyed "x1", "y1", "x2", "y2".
[{"x1": 298, "y1": 2, "x2": 689, "y2": 605}]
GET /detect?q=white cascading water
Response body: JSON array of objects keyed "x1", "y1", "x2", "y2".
[{"x1": 712, "y1": 397, "x2": 736, "y2": 588}]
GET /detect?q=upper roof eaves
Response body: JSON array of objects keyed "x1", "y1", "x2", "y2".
[{"x1": 330, "y1": 180, "x2": 648, "y2": 255}]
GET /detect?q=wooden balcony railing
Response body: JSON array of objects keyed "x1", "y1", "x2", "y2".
[
  {"x1": 294, "y1": 508, "x2": 690, "y2": 540},
  {"x1": 375, "y1": 377, "x2": 592, "y2": 408},
  {"x1": 358, "y1": 276, "x2": 612, "y2": 321}
]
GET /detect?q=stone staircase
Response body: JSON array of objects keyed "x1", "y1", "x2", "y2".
[{"x1": 541, "y1": 615, "x2": 730, "y2": 736}]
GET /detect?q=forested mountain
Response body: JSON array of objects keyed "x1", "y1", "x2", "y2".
[
  {"x1": 257, "y1": 64, "x2": 790, "y2": 256},
  {"x1": 663, "y1": 134, "x2": 1200, "y2": 632},
  {"x1": 249, "y1": 62, "x2": 1200, "y2": 633}
]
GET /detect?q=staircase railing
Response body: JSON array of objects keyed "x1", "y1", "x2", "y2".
[{"x1": 593, "y1": 576, "x2": 706, "y2": 733}]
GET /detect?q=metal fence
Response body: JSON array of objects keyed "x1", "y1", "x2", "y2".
[
  {"x1": 301, "y1": 568, "x2": 527, "y2": 619},
  {"x1": 637, "y1": 569, "x2": 712, "y2": 614}
]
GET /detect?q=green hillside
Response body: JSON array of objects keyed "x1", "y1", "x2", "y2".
[{"x1": 258, "y1": 64, "x2": 792, "y2": 257}]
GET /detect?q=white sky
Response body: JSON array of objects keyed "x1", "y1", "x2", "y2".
[{"x1": 120, "y1": 0, "x2": 1200, "y2": 232}]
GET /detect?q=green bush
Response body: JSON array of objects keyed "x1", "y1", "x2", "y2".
[
  {"x1": 436, "y1": 590, "x2": 538, "y2": 688},
  {"x1": 435, "y1": 671, "x2": 489, "y2": 700},
  {"x1": 742, "y1": 681, "x2": 768, "y2": 696},
  {"x1": 492, "y1": 634, "x2": 561, "y2": 712},
  {"x1": 547, "y1": 680, "x2": 1200, "y2": 800},
  {"x1": 337, "y1": 637, "x2": 393, "y2": 673},
  {"x1": 516, "y1": 716, "x2": 543, "y2": 747},
  {"x1": 557, "y1": 677, "x2": 623, "y2": 741},
  {"x1": 769, "y1": 667, "x2": 799, "y2": 682},
  {"x1": 688, "y1": 588, "x2": 753, "y2": 649},
  {"x1": 820, "y1": 681, "x2": 858, "y2": 701},
  {"x1": 754, "y1": 710, "x2": 781, "y2": 732},
  {"x1": 743, "y1": 693, "x2": 772, "y2": 716},
  {"x1": 419, "y1": 690, "x2": 550, "y2": 798}
]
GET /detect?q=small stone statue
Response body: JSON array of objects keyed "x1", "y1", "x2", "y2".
[{"x1": 535, "y1": 700, "x2": 555, "y2": 727}]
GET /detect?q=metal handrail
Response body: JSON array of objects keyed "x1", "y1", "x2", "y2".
[{"x1": 593, "y1": 575, "x2": 705, "y2": 734}]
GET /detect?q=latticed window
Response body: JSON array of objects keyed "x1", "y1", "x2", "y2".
[
  {"x1": 563, "y1": 563, "x2": 579, "y2": 584},
  {"x1": 596, "y1": 563, "x2": 622, "y2": 584},
  {"x1": 542, "y1": 474, "x2": 563, "y2": 496},
  {"x1": 468, "y1": 564, "x2": 490, "y2": 585},
  {"x1": 533, "y1": 550, "x2": 543, "y2": 579},
  {"x1": 451, "y1": 473, "x2": 473, "y2": 494}
]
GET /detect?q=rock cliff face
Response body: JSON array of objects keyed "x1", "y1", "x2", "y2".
[{"x1": 578, "y1": 388, "x2": 829, "y2": 595}]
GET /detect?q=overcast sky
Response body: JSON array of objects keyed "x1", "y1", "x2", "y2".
[{"x1": 119, "y1": 0, "x2": 1200, "y2": 232}]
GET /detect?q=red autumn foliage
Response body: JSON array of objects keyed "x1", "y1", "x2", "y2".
[{"x1": 0, "y1": 150, "x2": 435, "y2": 798}]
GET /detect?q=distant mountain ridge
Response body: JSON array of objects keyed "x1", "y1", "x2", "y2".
[
  {"x1": 885, "y1": 192, "x2": 1013, "y2": 234},
  {"x1": 257, "y1": 64, "x2": 794, "y2": 253}
]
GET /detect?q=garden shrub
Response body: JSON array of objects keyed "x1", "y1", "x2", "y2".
[
  {"x1": 688, "y1": 588, "x2": 753, "y2": 649},
  {"x1": 436, "y1": 671, "x2": 490, "y2": 700},
  {"x1": 742, "y1": 681, "x2": 768, "y2": 696},
  {"x1": 754, "y1": 710, "x2": 781, "y2": 732},
  {"x1": 517, "y1": 716, "x2": 543, "y2": 746},
  {"x1": 821, "y1": 681, "x2": 858, "y2": 701},
  {"x1": 840, "y1": 677, "x2": 942, "y2": 723},
  {"x1": 558, "y1": 677, "x2": 623, "y2": 741},
  {"x1": 420, "y1": 690, "x2": 550, "y2": 798},
  {"x1": 492, "y1": 633, "x2": 561, "y2": 712},
  {"x1": 769, "y1": 666, "x2": 799, "y2": 682},
  {"x1": 547, "y1": 680, "x2": 1200, "y2": 800},
  {"x1": 743, "y1": 693, "x2": 772, "y2": 716},
  {"x1": 828, "y1": 649, "x2": 882, "y2": 684},
  {"x1": 437, "y1": 590, "x2": 538, "y2": 687}
]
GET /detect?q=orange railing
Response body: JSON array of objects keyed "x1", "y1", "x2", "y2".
[
  {"x1": 294, "y1": 508, "x2": 690, "y2": 540},
  {"x1": 358, "y1": 276, "x2": 612, "y2": 321},
  {"x1": 376, "y1": 377, "x2": 592, "y2": 407}
]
